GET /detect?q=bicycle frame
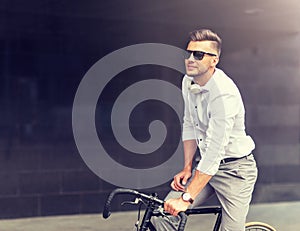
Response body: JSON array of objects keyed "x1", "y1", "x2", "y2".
[
  {"x1": 139, "y1": 197, "x2": 162, "y2": 231},
  {"x1": 103, "y1": 188, "x2": 276, "y2": 231},
  {"x1": 148, "y1": 206, "x2": 222, "y2": 231},
  {"x1": 185, "y1": 207, "x2": 222, "y2": 231},
  {"x1": 103, "y1": 188, "x2": 187, "y2": 231},
  {"x1": 103, "y1": 188, "x2": 220, "y2": 231}
]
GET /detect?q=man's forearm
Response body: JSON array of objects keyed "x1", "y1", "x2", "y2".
[
  {"x1": 183, "y1": 139, "x2": 198, "y2": 170},
  {"x1": 186, "y1": 170, "x2": 212, "y2": 200}
]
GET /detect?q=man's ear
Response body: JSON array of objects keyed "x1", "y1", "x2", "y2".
[{"x1": 211, "y1": 56, "x2": 219, "y2": 66}]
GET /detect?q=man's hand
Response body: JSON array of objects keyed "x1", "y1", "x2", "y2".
[
  {"x1": 164, "y1": 198, "x2": 190, "y2": 216},
  {"x1": 171, "y1": 169, "x2": 192, "y2": 191}
]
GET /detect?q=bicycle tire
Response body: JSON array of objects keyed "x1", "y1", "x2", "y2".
[{"x1": 245, "y1": 221, "x2": 276, "y2": 231}]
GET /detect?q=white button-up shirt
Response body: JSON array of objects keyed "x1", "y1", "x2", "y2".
[{"x1": 182, "y1": 68, "x2": 255, "y2": 175}]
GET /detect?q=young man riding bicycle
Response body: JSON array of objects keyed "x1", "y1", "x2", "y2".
[{"x1": 153, "y1": 29, "x2": 258, "y2": 231}]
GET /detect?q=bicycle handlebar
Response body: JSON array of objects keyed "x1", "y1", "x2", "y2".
[
  {"x1": 177, "y1": 212, "x2": 188, "y2": 231},
  {"x1": 103, "y1": 188, "x2": 164, "y2": 219},
  {"x1": 103, "y1": 188, "x2": 187, "y2": 231},
  {"x1": 103, "y1": 188, "x2": 139, "y2": 219}
]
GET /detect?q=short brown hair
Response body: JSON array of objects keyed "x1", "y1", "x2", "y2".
[{"x1": 188, "y1": 29, "x2": 222, "y2": 55}]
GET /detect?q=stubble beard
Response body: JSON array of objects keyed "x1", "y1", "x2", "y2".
[{"x1": 187, "y1": 66, "x2": 210, "y2": 79}]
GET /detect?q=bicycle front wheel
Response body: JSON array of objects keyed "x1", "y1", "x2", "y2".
[{"x1": 245, "y1": 221, "x2": 276, "y2": 231}]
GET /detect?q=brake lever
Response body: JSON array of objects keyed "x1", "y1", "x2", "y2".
[
  {"x1": 152, "y1": 206, "x2": 174, "y2": 223},
  {"x1": 156, "y1": 206, "x2": 165, "y2": 215},
  {"x1": 121, "y1": 197, "x2": 141, "y2": 206}
]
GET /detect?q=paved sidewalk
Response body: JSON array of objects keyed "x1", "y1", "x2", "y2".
[{"x1": 0, "y1": 201, "x2": 299, "y2": 230}]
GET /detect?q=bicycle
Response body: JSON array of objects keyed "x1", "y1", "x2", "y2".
[{"x1": 103, "y1": 188, "x2": 277, "y2": 231}]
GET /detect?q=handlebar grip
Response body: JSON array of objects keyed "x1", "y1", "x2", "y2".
[
  {"x1": 178, "y1": 212, "x2": 188, "y2": 231},
  {"x1": 102, "y1": 188, "x2": 139, "y2": 219}
]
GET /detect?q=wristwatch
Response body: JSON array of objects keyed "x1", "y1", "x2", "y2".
[{"x1": 181, "y1": 192, "x2": 194, "y2": 204}]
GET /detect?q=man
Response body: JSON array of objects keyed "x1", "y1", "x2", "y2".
[{"x1": 153, "y1": 29, "x2": 258, "y2": 230}]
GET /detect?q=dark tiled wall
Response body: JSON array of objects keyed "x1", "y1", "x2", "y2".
[
  {"x1": 221, "y1": 33, "x2": 300, "y2": 203},
  {"x1": 0, "y1": 144, "x2": 109, "y2": 218},
  {"x1": 0, "y1": 5, "x2": 299, "y2": 218},
  {"x1": 0, "y1": 141, "x2": 172, "y2": 218}
]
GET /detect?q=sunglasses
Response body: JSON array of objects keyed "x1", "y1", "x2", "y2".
[{"x1": 184, "y1": 50, "x2": 217, "y2": 60}]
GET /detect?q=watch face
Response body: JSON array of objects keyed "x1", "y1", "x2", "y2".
[{"x1": 182, "y1": 192, "x2": 191, "y2": 201}]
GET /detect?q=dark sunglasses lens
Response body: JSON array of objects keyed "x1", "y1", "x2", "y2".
[
  {"x1": 184, "y1": 51, "x2": 192, "y2": 59},
  {"x1": 193, "y1": 51, "x2": 205, "y2": 60},
  {"x1": 184, "y1": 51, "x2": 205, "y2": 60}
]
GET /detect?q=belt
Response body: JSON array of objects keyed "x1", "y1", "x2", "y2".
[{"x1": 220, "y1": 153, "x2": 252, "y2": 164}]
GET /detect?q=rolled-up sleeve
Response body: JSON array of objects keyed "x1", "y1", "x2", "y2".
[{"x1": 196, "y1": 93, "x2": 239, "y2": 175}]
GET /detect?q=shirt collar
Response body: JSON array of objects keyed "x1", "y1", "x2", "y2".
[{"x1": 201, "y1": 68, "x2": 219, "y2": 91}]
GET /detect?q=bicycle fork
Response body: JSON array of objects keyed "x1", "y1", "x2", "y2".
[
  {"x1": 213, "y1": 212, "x2": 222, "y2": 231},
  {"x1": 139, "y1": 202, "x2": 156, "y2": 231}
]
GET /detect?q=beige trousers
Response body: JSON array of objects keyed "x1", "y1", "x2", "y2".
[{"x1": 152, "y1": 154, "x2": 258, "y2": 231}]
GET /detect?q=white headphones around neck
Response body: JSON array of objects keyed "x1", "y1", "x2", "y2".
[{"x1": 187, "y1": 79, "x2": 203, "y2": 94}]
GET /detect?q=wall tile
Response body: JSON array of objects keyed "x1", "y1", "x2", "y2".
[
  {"x1": 255, "y1": 144, "x2": 300, "y2": 166},
  {"x1": 253, "y1": 183, "x2": 300, "y2": 203},
  {"x1": 62, "y1": 171, "x2": 100, "y2": 193},
  {"x1": 40, "y1": 194, "x2": 80, "y2": 216},
  {"x1": 19, "y1": 171, "x2": 61, "y2": 195},
  {"x1": 0, "y1": 196, "x2": 38, "y2": 218},
  {"x1": 0, "y1": 173, "x2": 18, "y2": 196},
  {"x1": 249, "y1": 126, "x2": 299, "y2": 145},
  {"x1": 257, "y1": 165, "x2": 300, "y2": 184},
  {"x1": 257, "y1": 105, "x2": 300, "y2": 127}
]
